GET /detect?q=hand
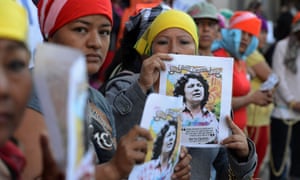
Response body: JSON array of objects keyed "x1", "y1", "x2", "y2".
[
  {"x1": 172, "y1": 147, "x2": 191, "y2": 180},
  {"x1": 110, "y1": 125, "x2": 152, "y2": 178},
  {"x1": 138, "y1": 53, "x2": 173, "y2": 93},
  {"x1": 221, "y1": 116, "x2": 249, "y2": 161},
  {"x1": 291, "y1": 101, "x2": 300, "y2": 112},
  {"x1": 249, "y1": 90, "x2": 273, "y2": 106},
  {"x1": 39, "y1": 133, "x2": 65, "y2": 180}
]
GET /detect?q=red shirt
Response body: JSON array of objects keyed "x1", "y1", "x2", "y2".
[{"x1": 213, "y1": 49, "x2": 250, "y2": 130}]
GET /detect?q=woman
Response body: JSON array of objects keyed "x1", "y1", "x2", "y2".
[
  {"x1": 270, "y1": 12, "x2": 300, "y2": 180},
  {"x1": 130, "y1": 120, "x2": 178, "y2": 179},
  {"x1": 104, "y1": 10, "x2": 257, "y2": 179},
  {"x1": 173, "y1": 73, "x2": 218, "y2": 143},
  {"x1": 212, "y1": 11, "x2": 273, "y2": 130},
  {"x1": 0, "y1": 0, "x2": 63, "y2": 179},
  {"x1": 14, "y1": 0, "x2": 190, "y2": 179}
]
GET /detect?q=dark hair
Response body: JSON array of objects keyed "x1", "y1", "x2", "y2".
[
  {"x1": 99, "y1": 27, "x2": 143, "y2": 93},
  {"x1": 151, "y1": 120, "x2": 177, "y2": 160},
  {"x1": 173, "y1": 73, "x2": 209, "y2": 108}
]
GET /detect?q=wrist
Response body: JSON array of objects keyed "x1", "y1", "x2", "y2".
[
  {"x1": 138, "y1": 78, "x2": 150, "y2": 94},
  {"x1": 95, "y1": 161, "x2": 123, "y2": 180}
]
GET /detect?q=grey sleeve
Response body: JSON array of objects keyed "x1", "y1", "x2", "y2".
[
  {"x1": 227, "y1": 138, "x2": 257, "y2": 179},
  {"x1": 27, "y1": 83, "x2": 42, "y2": 114},
  {"x1": 104, "y1": 74, "x2": 149, "y2": 141},
  {"x1": 214, "y1": 138, "x2": 257, "y2": 180}
]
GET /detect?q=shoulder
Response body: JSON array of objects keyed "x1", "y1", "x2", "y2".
[
  {"x1": 105, "y1": 73, "x2": 139, "y2": 91},
  {"x1": 88, "y1": 87, "x2": 112, "y2": 115},
  {"x1": 246, "y1": 50, "x2": 265, "y2": 66}
]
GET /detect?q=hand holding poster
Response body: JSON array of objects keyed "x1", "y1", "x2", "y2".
[
  {"x1": 33, "y1": 43, "x2": 94, "y2": 179},
  {"x1": 159, "y1": 54, "x2": 234, "y2": 147},
  {"x1": 129, "y1": 94, "x2": 183, "y2": 180}
]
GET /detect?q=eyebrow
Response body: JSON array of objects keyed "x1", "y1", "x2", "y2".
[{"x1": 74, "y1": 20, "x2": 112, "y2": 28}]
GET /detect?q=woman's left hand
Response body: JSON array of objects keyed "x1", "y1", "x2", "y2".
[
  {"x1": 39, "y1": 133, "x2": 65, "y2": 180},
  {"x1": 172, "y1": 146, "x2": 191, "y2": 180},
  {"x1": 221, "y1": 116, "x2": 249, "y2": 160}
]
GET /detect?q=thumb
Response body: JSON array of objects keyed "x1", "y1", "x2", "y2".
[{"x1": 226, "y1": 116, "x2": 242, "y2": 135}]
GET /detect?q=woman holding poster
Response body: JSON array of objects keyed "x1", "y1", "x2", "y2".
[{"x1": 104, "y1": 9, "x2": 257, "y2": 179}]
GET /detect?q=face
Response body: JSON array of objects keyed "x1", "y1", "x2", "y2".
[
  {"x1": 48, "y1": 15, "x2": 112, "y2": 76},
  {"x1": 239, "y1": 31, "x2": 252, "y2": 54},
  {"x1": 161, "y1": 125, "x2": 176, "y2": 154},
  {"x1": 184, "y1": 78, "x2": 204, "y2": 105},
  {"x1": 194, "y1": 18, "x2": 218, "y2": 50},
  {"x1": 151, "y1": 28, "x2": 196, "y2": 55},
  {"x1": 0, "y1": 39, "x2": 31, "y2": 146}
]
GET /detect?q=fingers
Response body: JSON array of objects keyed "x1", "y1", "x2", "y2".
[
  {"x1": 40, "y1": 133, "x2": 65, "y2": 180},
  {"x1": 225, "y1": 116, "x2": 244, "y2": 136},
  {"x1": 128, "y1": 125, "x2": 153, "y2": 141},
  {"x1": 172, "y1": 146, "x2": 192, "y2": 179}
]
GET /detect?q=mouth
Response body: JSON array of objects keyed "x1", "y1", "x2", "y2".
[
  {"x1": 86, "y1": 53, "x2": 102, "y2": 63},
  {"x1": 193, "y1": 92, "x2": 201, "y2": 97},
  {"x1": 0, "y1": 112, "x2": 12, "y2": 124},
  {"x1": 200, "y1": 35, "x2": 212, "y2": 41},
  {"x1": 167, "y1": 142, "x2": 174, "y2": 148}
]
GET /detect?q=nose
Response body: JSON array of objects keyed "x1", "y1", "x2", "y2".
[
  {"x1": 87, "y1": 30, "x2": 102, "y2": 49},
  {"x1": 242, "y1": 32, "x2": 252, "y2": 41},
  {"x1": 169, "y1": 41, "x2": 179, "y2": 54}
]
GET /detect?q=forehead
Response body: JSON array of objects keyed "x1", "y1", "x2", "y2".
[
  {"x1": 155, "y1": 28, "x2": 193, "y2": 38},
  {"x1": 67, "y1": 14, "x2": 112, "y2": 27},
  {"x1": 0, "y1": 39, "x2": 27, "y2": 54},
  {"x1": 194, "y1": 18, "x2": 218, "y2": 24},
  {"x1": 187, "y1": 78, "x2": 200, "y2": 83}
]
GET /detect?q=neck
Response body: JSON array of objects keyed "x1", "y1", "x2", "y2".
[
  {"x1": 160, "y1": 153, "x2": 169, "y2": 169},
  {"x1": 186, "y1": 103, "x2": 202, "y2": 114},
  {"x1": 199, "y1": 48, "x2": 212, "y2": 56}
]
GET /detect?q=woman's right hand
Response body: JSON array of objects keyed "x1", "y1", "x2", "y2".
[
  {"x1": 110, "y1": 125, "x2": 153, "y2": 178},
  {"x1": 138, "y1": 53, "x2": 173, "y2": 93},
  {"x1": 249, "y1": 89, "x2": 273, "y2": 106}
]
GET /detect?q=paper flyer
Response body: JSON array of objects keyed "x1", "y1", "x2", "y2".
[
  {"x1": 33, "y1": 43, "x2": 94, "y2": 179},
  {"x1": 159, "y1": 54, "x2": 233, "y2": 147},
  {"x1": 129, "y1": 94, "x2": 183, "y2": 180}
]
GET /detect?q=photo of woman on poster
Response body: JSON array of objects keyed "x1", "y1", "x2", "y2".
[
  {"x1": 173, "y1": 73, "x2": 219, "y2": 144},
  {"x1": 129, "y1": 120, "x2": 178, "y2": 180}
]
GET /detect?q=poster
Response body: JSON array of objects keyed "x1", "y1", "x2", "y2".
[
  {"x1": 129, "y1": 94, "x2": 183, "y2": 180},
  {"x1": 33, "y1": 43, "x2": 94, "y2": 179},
  {"x1": 159, "y1": 54, "x2": 233, "y2": 147}
]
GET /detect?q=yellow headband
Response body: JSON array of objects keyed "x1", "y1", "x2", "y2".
[
  {"x1": 0, "y1": 0, "x2": 28, "y2": 43},
  {"x1": 135, "y1": 10, "x2": 199, "y2": 56}
]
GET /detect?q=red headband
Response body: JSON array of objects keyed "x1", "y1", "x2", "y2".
[{"x1": 37, "y1": 0, "x2": 113, "y2": 39}]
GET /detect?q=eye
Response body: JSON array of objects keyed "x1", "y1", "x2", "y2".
[
  {"x1": 180, "y1": 39, "x2": 192, "y2": 45},
  {"x1": 73, "y1": 27, "x2": 88, "y2": 34},
  {"x1": 6, "y1": 59, "x2": 26, "y2": 72},
  {"x1": 155, "y1": 40, "x2": 168, "y2": 45},
  {"x1": 99, "y1": 30, "x2": 111, "y2": 37}
]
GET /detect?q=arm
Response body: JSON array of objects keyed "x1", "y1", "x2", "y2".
[
  {"x1": 232, "y1": 90, "x2": 273, "y2": 110},
  {"x1": 215, "y1": 117, "x2": 257, "y2": 179},
  {"x1": 95, "y1": 126, "x2": 152, "y2": 180},
  {"x1": 251, "y1": 60, "x2": 272, "y2": 81}
]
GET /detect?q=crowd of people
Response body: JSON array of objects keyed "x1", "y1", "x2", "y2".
[{"x1": 1, "y1": 0, "x2": 300, "y2": 180}]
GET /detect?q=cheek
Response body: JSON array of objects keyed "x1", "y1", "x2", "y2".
[
  {"x1": 152, "y1": 45, "x2": 169, "y2": 54},
  {"x1": 12, "y1": 74, "x2": 32, "y2": 120}
]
